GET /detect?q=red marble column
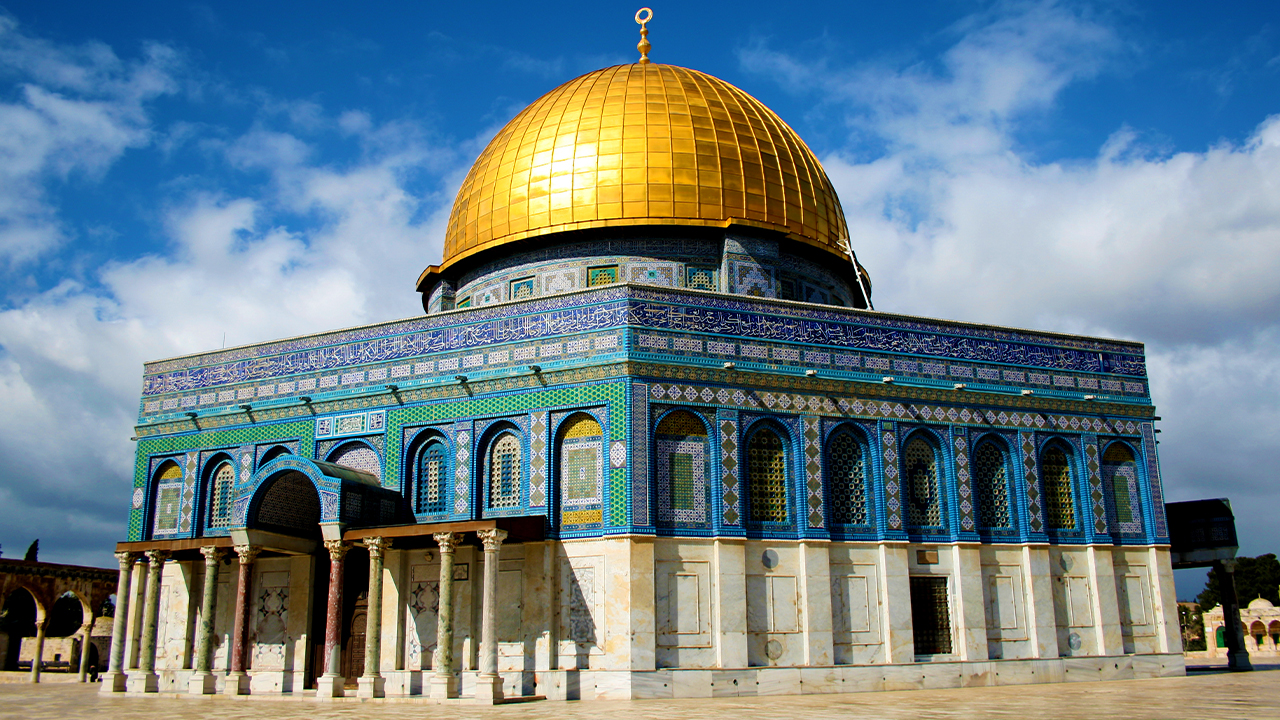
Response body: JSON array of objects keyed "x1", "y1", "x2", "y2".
[
  {"x1": 322, "y1": 540, "x2": 348, "y2": 678},
  {"x1": 226, "y1": 544, "x2": 259, "y2": 693}
]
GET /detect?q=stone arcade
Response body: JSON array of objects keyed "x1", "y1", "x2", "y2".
[{"x1": 105, "y1": 20, "x2": 1182, "y2": 703}]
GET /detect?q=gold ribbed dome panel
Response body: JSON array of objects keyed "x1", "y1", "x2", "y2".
[{"x1": 442, "y1": 63, "x2": 850, "y2": 270}]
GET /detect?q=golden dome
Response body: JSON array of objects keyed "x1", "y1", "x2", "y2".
[{"x1": 436, "y1": 63, "x2": 851, "y2": 275}]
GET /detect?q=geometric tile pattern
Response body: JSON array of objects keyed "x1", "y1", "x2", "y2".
[
  {"x1": 1020, "y1": 432, "x2": 1044, "y2": 534},
  {"x1": 953, "y1": 428, "x2": 974, "y2": 532},
  {"x1": 718, "y1": 409, "x2": 740, "y2": 526},
  {"x1": 454, "y1": 423, "x2": 471, "y2": 515},
  {"x1": 1140, "y1": 423, "x2": 1169, "y2": 539},
  {"x1": 882, "y1": 422, "x2": 902, "y2": 531},
  {"x1": 803, "y1": 416, "x2": 823, "y2": 528},
  {"x1": 180, "y1": 451, "x2": 197, "y2": 534},
  {"x1": 529, "y1": 411, "x2": 548, "y2": 507},
  {"x1": 630, "y1": 382, "x2": 650, "y2": 527},
  {"x1": 1102, "y1": 441, "x2": 1144, "y2": 536},
  {"x1": 644, "y1": 382, "x2": 1147, "y2": 437},
  {"x1": 1084, "y1": 437, "x2": 1108, "y2": 535},
  {"x1": 655, "y1": 411, "x2": 710, "y2": 528}
]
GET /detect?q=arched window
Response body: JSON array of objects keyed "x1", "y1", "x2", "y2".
[
  {"x1": 208, "y1": 461, "x2": 235, "y2": 529},
  {"x1": 973, "y1": 439, "x2": 1010, "y2": 530},
  {"x1": 827, "y1": 429, "x2": 867, "y2": 526},
  {"x1": 417, "y1": 438, "x2": 449, "y2": 515},
  {"x1": 1102, "y1": 443, "x2": 1142, "y2": 532},
  {"x1": 654, "y1": 410, "x2": 710, "y2": 527},
  {"x1": 559, "y1": 414, "x2": 603, "y2": 524},
  {"x1": 748, "y1": 426, "x2": 788, "y2": 523},
  {"x1": 1041, "y1": 445, "x2": 1076, "y2": 530},
  {"x1": 152, "y1": 461, "x2": 184, "y2": 537},
  {"x1": 903, "y1": 435, "x2": 941, "y2": 529},
  {"x1": 488, "y1": 433, "x2": 522, "y2": 509}
]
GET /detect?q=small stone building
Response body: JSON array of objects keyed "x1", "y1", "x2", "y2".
[{"x1": 1204, "y1": 595, "x2": 1280, "y2": 657}]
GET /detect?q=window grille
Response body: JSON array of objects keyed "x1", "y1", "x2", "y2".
[
  {"x1": 1041, "y1": 446, "x2": 1076, "y2": 529},
  {"x1": 748, "y1": 428, "x2": 788, "y2": 523},
  {"x1": 827, "y1": 431, "x2": 867, "y2": 525},
  {"x1": 685, "y1": 266, "x2": 716, "y2": 290},
  {"x1": 559, "y1": 414, "x2": 602, "y2": 507},
  {"x1": 417, "y1": 440, "x2": 448, "y2": 515},
  {"x1": 208, "y1": 462, "x2": 235, "y2": 528},
  {"x1": 910, "y1": 576, "x2": 953, "y2": 655},
  {"x1": 588, "y1": 265, "x2": 619, "y2": 286},
  {"x1": 974, "y1": 441, "x2": 1010, "y2": 529},
  {"x1": 488, "y1": 433, "x2": 522, "y2": 509},
  {"x1": 655, "y1": 411, "x2": 709, "y2": 526},
  {"x1": 903, "y1": 437, "x2": 941, "y2": 528},
  {"x1": 1102, "y1": 444, "x2": 1141, "y2": 532}
]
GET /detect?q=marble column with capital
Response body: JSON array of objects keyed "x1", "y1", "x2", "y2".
[
  {"x1": 316, "y1": 539, "x2": 349, "y2": 699},
  {"x1": 126, "y1": 549, "x2": 169, "y2": 693},
  {"x1": 474, "y1": 527, "x2": 507, "y2": 704},
  {"x1": 77, "y1": 619, "x2": 94, "y2": 682},
  {"x1": 188, "y1": 546, "x2": 224, "y2": 694},
  {"x1": 100, "y1": 552, "x2": 137, "y2": 693},
  {"x1": 224, "y1": 545, "x2": 259, "y2": 696},
  {"x1": 357, "y1": 536, "x2": 390, "y2": 698},
  {"x1": 430, "y1": 532, "x2": 462, "y2": 699},
  {"x1": 28, "y1": 613, "x2": 46, "y2": 684}
]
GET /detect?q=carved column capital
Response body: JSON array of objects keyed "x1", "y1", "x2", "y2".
[
  {"x1": 199, "y1": 546, "x2": 224, "y2": 565},
  {"x1": 114, "y1": 551, "x2": 138, "y2": 570},
  {"x1": 144, "y1": 549, "x2": 171, "y2": 565},
  {"x1": 363, "y1": 536, "x2": 391, "y2": 559},
  {"x1": 234, "y1": 544, "x2": 261, "y2": 565},
  {"x1": 476, "y1": 527, "x2": 507, "y2": 552},
  {"x1": 433, "y1": 532, "x2": 462, "y2": 554},
  {"x1": 323, "y1": 539, "x2": 349, "y2": 561}
]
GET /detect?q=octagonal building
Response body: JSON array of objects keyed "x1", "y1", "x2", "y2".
[{"x1": 104, "y1": 53, "x2": 1182, "y2": 702}]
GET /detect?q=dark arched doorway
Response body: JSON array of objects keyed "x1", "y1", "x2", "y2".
[{"x1": 1, "y1": 589, "x2": 38, "y2": 671}]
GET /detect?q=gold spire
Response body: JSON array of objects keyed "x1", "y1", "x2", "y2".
[{"x1": 636, "y1": 8, "x2": 652, "y2": 64}]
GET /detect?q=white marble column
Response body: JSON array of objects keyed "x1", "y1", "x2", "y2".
[
  {"x1": 357, "y1": 536, "x2": 390, "y2": 698},
  {"x1": 1087, "y1": 546, "x2": 1124, "y2": 655},
  {"x1": 1022, "y1": 545, "x2": 1060, "y2": 658},
  {"x1": 188, "y1": 546, "x2": 223, "y2": 694},
  {"x1": 878, "y1": 543, "x2": 914, "y2": 663},
  {"x1": 101, "y1": 551, "x2": 137, "y2": 693},
  {"x1": 951, "y1": 544, "x2": 988, "y2": 661},
  {"x1": 798, "y1": 541, "x2": 833, "y2": 666},
  {"x1": 127, "y1": 549, "x2": 169, "y2": 693},
  {"x1": 474, "y1": 528, "x2": 507, "y2": 704},
  {"x1": 77, "y1": 619, "x2": 94, "y2": 682},
  {"x1": 431, "y1": 532, "x2": 462, "y2": 699},
  {"x1": 28, "y1": 613, "x2": 46, "y2": 684}
]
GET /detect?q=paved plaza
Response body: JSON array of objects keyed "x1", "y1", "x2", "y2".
[{"x1": 1, "y1": 668, "x2": 1278, "y2": 720}]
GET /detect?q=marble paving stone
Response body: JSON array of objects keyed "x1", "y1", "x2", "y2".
[
  {"x1": 840, "y1": 664, "x2": 886, "y2": 693},
  {"x1": 5, "y1": 669, "x2": 1280, "y2": 719}
]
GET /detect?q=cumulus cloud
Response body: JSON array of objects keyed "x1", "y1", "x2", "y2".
[
  {"x1": 0, "y1": 14, "x2": 179, "y2": 265},
  {"x1": 744, "y1": 2, "x2": 1280, "y2": 580},
  {"x1": 0, "y1": 16, "x2": 458, "y2": 565}
]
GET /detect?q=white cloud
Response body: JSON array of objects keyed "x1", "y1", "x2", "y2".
[
  {"x1": 746, "y1": 2, "x2": 1280, "y2": 570},
  {"x1": 0, "y1": 16, "x2": 178, "y2": 265}
]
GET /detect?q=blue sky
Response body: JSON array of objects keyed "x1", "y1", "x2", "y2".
[{"x1": 0, "y1": 1, "x2": 1278, "y2": 600}]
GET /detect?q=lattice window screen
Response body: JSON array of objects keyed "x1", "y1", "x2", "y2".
[
  {"x1": 1041, "y1": 446, "x2": 1076, "y2": 530},
  {"x1": 909, "y1": 576, "x2": 952, "y2": 655},
  {"x1": 208, "y1": 462, "x2": 235, "y2": 528},
  {"x1": 748, "y1": 429, "x2": 788, "y2": 523},
  {"x1": 418, "y1": 440, "x2": 448, "y2": 514},
  {"x1": 903, "y1": 437, "x2": 941, "y2": 528},
  {"x1": 974, "y1": 442, "x2": 1010, "y2": 529},
  {"x1": 489, "y1": 433, "x2": 522, "y2": 509},
  {"x1": 828, "y1": 431, "x2": 867, "y2": 525}
]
